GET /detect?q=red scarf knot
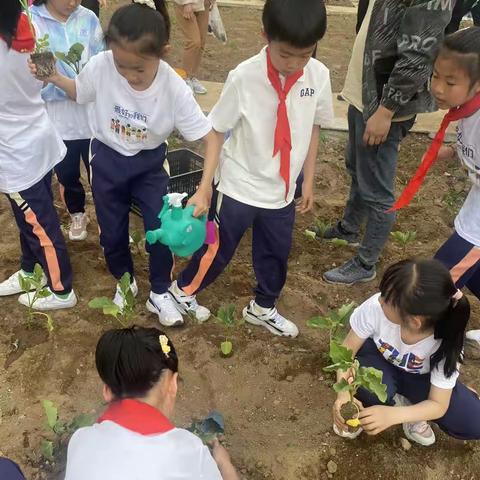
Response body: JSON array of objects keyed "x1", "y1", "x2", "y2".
[{"x1": 0, "y1": 13, "x2": 36, "y2": 53}]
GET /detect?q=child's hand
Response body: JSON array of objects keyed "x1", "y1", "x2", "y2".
[
  {"x1": 182, "y1": 3, "x2": 195, "y2": 20},
  {"x1": 28, "y1": 58, "x2": 57, "y2": 83},
  {"x1": 210, "y1": 438, "x2": 232, "y2": 468},
  {"x1": 187, "y1": 184, "x2": 212, "y2": 218},
  {"x1": 296, "y1": 182, "x2": 314, "y2": 214},
  {"x1": 363, "y1": 106, "x2": 394, "y2": 146},
  {"x1": 358, "y1": 405, "x2": 395, "y2": 435},
  {"x1": 332, "y1": 393, "x2": 362, "y2": 433}
]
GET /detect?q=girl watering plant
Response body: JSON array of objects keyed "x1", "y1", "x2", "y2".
[
  {"x1": 0, "y1": 0, "x2": 76, "y2": 310},
  {"x1": 31, "y1": 0, "x2": 104, "y2": 241}
]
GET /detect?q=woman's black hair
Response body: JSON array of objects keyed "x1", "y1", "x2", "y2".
[
  {"x1": 32, "y1": 1, "x2": 47, "y2": 5},
  {"x1": 105, "y1": 1, "x2": 170, "y2": 57},
  {"x1": 96, "y1": 326, "x2": 178, "y2": 399},
  {"x1": 380, "y1": 259, "x2": 470, "y2": 378},
  {"x1": 262, "y1": 0, "x2": 327, "y2": 49},
  {"x1": 440, "y1": 26, "x2": 480, "y2": 86},
  {"x1": 0, "y1": 0, "x2": 22, "y2": 48}
]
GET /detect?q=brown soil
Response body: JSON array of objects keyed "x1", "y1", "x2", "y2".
[
  {"x1": 2, "y1": 3, "x2": 480, "y2": 480},
  {"x1": 30, "y1": 52, "x2": 56, "y2": 80}
]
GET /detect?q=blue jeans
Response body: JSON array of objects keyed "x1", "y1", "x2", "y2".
[{"x1": 341, "y1": 106, "x2": 415, "y2": 266}]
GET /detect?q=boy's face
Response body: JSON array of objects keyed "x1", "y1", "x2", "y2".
[
  {"x1": 267, "y1": 40, "x2": 316, "y2": 77},
  {"x1": 431, "y1": 54, "x2": 480, "y2": 110}
]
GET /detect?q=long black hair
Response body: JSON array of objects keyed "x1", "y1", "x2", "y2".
[
  {"x1": 380, "y1": 259, "x2": 470, "y2": 378},
  {"x1": 96, "y1": 326, "x2": 178, "y2": 399},
  {"x1": 105, "y1": 1, "x2": 170, "y2": 57},
  {"x1": 0, "y1": 0, "x2": 22, "y2": 48}
]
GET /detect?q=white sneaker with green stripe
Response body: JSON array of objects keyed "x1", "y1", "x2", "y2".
[{"x1": 0, "y1": 270, "x2": 47, "y2": 296}]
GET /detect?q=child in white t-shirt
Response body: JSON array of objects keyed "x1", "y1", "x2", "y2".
[
  {"x1": 168, "y1": 0, "x2": 334, "y2": 337},
  {"x1": 332, "y1": 259, "x2": 480, "y2": 446},
  {"x1": 65, "y1": 326, "x2": 239, "y2": 480},
  {"x1": 31, "y1": 0, "x2": 221, "y2": 325}
]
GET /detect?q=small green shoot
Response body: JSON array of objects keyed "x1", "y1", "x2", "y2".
[
  {"x1": 313, "y1": 219, "x2": 330, "y2": 238},
  {"x1": 88, "y1": 272, "x2": 135, "y2": 327},
  {"x1": 216, "y1": 304, "x2": 238, "y2": 357},
  {"x1": 55, "y1": 43, "x2": 85, "y2": 74},
  {"x1": 129, "y1": 230, "x2": 145, "y2": 256},
  {"x1": 304, "y1": 229, "x2": 316, "y2": 240},
  {"x1": 330, "y1": 238, "x2": 349, "y2": 247},
  {"x1": 18, "y1": 264, "x2": 54, "y2": 332},
  {"x1": 307, "y1": 302, "x2": 355, "y2": 341},
  {"x1": 390, "y1": 230, "x2": 417, "y2": 256},
  {"x1": 35, "y1": 34, "x2": 50, "y2": 53}
]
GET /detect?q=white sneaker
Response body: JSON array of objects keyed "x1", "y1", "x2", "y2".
[
  {"x1": 243, "y1": 300, "x2": 299, "y2": 338},
  {"x1": 333, "y1": 423, "x2": 363, "y2": 439},
  {"x1": 146, "y1": 292, "x2": 184, "y2": 327},
  {"x1": 466, "y1": 329, "x2": 480, "y2": 345},
  {"x1": 113, "y1": 278, "x2": 138, "y2": 310},
  {"x1": 0, "y1": 270, "x2": 47, "y2": 296},
  {"x1": 186, "y1": 77, "x2": 207, "y2": 95},
  {"x1": 394, "y1": 394, "x2": 436, "y2": 446},
  {"x1": 168, "y1": 281, "x2": 210, "y2": 322},
  {"x1": 69, "y1": 213, "x2": 89, "y2": 241},
  {"x1": 18, "y1": 289, "x2": 77, "y2": 310}
]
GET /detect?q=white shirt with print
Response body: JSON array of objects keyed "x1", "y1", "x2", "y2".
[
  {"x1": 350, "y1": 293, "x2": 459, "y2": 389},
  {"x1": 75, "y1": 51, "x2": 211, "y2": 156},
  {"x1": 209, "y1": 47, "x2": 334, "y2": 209}
]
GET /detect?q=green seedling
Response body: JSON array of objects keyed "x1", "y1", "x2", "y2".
[
  {"x1": 216, "y1": 304, "x2": 239, "y2": 356},
  {"x1": 130, "y1": 230, "x2": 145, "y2": 256},
  {"x1": 313, "y1": 219, "x2": 330, "y2": 238},
  {"x1": 324, "y1": 340, "x2": 387, "y2": 431},
  {"x1": 88, "y1": 272, "x2": 135, "y2": 327},
  {"x1": 330, "y1": 238, "x2": 349, "y2": 247},
  {"x1": 390, "y1": 230, "x2": 417, "y2": 256},
  {"x1": 40, "y1": 400, "x2": 94, "y2": 462},
  {"x1": 304, "y1": 229, "x2": 316, "y2": 240},
  {"x1": 55, "y1": 43, "x2": 85, "y2": 74},
  {"x1": 307, "y1": 302, "x2": 355, "y2": 342},
  {"x1": 18, "y1": 264, "x2": 54, "y2": 332},
  {"x1": 35, "y1": 33, "x2": 50, "y2": 53},
  {"x1": 18, "y1": 1, "x2": 50, "y2": 53}
]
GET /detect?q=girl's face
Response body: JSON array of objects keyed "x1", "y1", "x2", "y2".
[
  {"x1": 431, "y1": 54, "x2": 480, "y2": 110},
  {"x1": 46, "y1": 0, "x2": 81, "y2": 22},
  {"x1": 111, "y1": 42, "x2": 159, "y2": 91}
]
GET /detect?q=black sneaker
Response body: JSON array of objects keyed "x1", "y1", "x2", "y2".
[{"x1": 315, "y1": 221, "x2": 360, "y2": 247}]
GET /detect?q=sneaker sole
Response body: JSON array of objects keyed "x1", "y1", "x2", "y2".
[
  {"x1": 322, "y1": 271, "x2": 377, "y2": 286},
  {"x1": 243, "y1": 308, "x2": 298, "y2": 338},
  {"x1": 402, "y1": 424, "x2": 436, "y2": 446},
  {"x1": 168, "y1": 291, "x2": 211, "y2": 323},
  {"x1": 146, "y1": 299, "x2": 184, "y2": 328}
]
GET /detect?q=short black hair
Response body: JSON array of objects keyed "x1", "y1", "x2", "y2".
[
  {"x1": 105, "y1": 2, "x2": 170, "y2": 57},
  {"x1": 95, "y1": 326, "x2": 178, "y2": 399},
  {"x1": 0, "y1": 0, "x2": 22, "y2": 48},
  {"x1": 262, "y1": 0, "x2": 327, "y2": 48}
]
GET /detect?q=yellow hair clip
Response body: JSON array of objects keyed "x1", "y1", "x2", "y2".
[{"x1": 159, "y1": 335, "x2": 171, "y2": 357}]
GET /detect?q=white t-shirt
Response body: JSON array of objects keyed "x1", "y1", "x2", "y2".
[
  {"x1": 0, "y1": 39, "x2": 66, "y2": 194},
  {"x1": 65, "y1": 421, "x2": 222, "y2": 480},
  {"x1": 350, "y1": 293, "x2": 459, "y2": 389},
  {"x1": 454, "y1": 109, "x2": 480, "y2": 246},
  {"x1": 210, "y1": 47, "x2": 334, "y2": 209},
  {"x1": 76, "y1": 51, "x2": 211, "y2": 156}
]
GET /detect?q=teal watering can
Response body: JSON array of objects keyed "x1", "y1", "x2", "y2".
[{"x1": 145, "y1": 193, "x2": 207, "y2": 257}]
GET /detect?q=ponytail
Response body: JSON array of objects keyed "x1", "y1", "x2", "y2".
[
  {"x1": 431, "y1": 295, "x2": 470, "y2": 377},
  {"x1": 0, "y1": 0, "x2": 22, "y2": 48}
]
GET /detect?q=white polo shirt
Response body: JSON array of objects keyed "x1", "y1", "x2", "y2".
[
  {"x1": 75, "y1": 51, "x2": 212, "y2": 156},
  {"x1": 210, "y1": 47, "x2": 334, "y2": 209}
]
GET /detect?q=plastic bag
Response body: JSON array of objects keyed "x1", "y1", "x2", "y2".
[{"x1": 209, "y1": 4, "x2": 227, "y2": 44}]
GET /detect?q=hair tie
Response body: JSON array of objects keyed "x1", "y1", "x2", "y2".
[
  {"x1": 133, "y1": 0, "x2": 156, "y2": 9},
  {"x1": 452, "y1": 289, "x2": 463, "y2": 306},
  {"x1": 159, "y1": 335, "x2": 171, "y2": 357}
]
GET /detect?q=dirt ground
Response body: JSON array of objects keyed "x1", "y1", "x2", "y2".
[{"x1": 1, "y1": 3, "x2": 480, "y2": 480}]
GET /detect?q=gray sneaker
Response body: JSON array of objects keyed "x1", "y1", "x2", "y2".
[
  {"x1": 315, "y1": 221, "x2": 360, "y2": 246},
  {"x1": 323, "y1": 257, "x2": 376, "y2": 285}
]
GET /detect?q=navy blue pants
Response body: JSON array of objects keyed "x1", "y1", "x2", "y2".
[
  {"x1": 6, "y1": 172, "x2": 73, "y2": 295},
  {"x1": 55, "y1": 139, "x2": 90, "y2": 215},
  {"x1": 0, "y1": 458, "x2": 25, "y2": 480},
  {"x1": 356, "y1": 339, "x2": 480, "y2": 440},
  {"x1": 434, "y1": 231, "x2": 480, "y2": 299},
  {"x1": 90, "y1": 139, "x2": 173, "y2": 294},
  {"x1": 178, "y1": 189, "x2": 295, "y2": 308}
]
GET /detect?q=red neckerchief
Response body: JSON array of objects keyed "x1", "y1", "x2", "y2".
[
  {"x1": 389, "y1": 93, "x2": 480, "y2": 212},
  {"x1": 266, "y1": 48, "x2": 304, "y2": 200},
  {"x1": 97, "y1": 399, "x2": 175, "y2": 435},
  {"x1": 0, "y1": 13, "x2": 35, "y2": 53}
]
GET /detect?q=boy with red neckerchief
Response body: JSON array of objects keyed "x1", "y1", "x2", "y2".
[{"x1": 167, "y1": 0, "x2": 334, "y2": 338}]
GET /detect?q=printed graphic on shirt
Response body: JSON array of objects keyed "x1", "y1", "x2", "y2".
[
  {"x1": 111, "y1": 105, "x2": 148, "y2": 144},
  {"x1": 300, "y1": 87, "x2": 315, "y2": 97},
  {"x1": 376, "y1": 338, "x2": 425, "y2": 373},
  {"x1": 457, "y1": 128, "x2": 480, "y2": 185}
]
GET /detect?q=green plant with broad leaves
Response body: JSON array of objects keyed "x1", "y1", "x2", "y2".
[
  {"x1": 40, "y1": 400, "x2": 94, "y2": 462},
  {"x1": 18, "y1": 264, "x2": 54, "y2": 332},
  {"x1": 55, "y1": 43, "x2": 85, "y2": 74},
  {"x1": 88, "y1": 272, "x2": 135, "y2": 327},
  {"x1": 307, "y1": 302, "x2": 355, "y2": 342},
  {"x1": 390, "y1": 230, "x2": 417, "y2": 256},
  {"x1": 216, "y1": 304, "x2": 240, "y2": 357},
  {"x1": 324, "y1": 340, "x2": 387, "y2": 429}
]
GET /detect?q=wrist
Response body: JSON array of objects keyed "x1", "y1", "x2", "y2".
[{"x1": 377, "y1": 105, "x2": 394, "y2": 120}]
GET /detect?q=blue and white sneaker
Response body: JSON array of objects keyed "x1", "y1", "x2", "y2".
[
  {"x1": 243, "y1": 300, "x2": 299, "y2": 338},
  {"x1": 147, "y1": 292, "x2": 184, "y2": 327},
  {"x1": 168, "y1": 281, "x2": 211, "y2": 322},
  {"x1": 323, "y1": 257, "x2": 376, "y2": 286}
]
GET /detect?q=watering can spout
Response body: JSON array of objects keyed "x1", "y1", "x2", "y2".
[{"x1": 145, "y1": 228, "x2": 164, "y2": 245}]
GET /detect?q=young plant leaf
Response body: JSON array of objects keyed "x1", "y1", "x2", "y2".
[
  {"x1": 103, "y1": 304, "x2": 121, "y2": 317},
  {"x1": 332, "y1": 378, "x2": 351, "y2": 393},
  {"x1": 357, "y1": 366, "x2": 388, "y2": 403},
  {"x1": 330, "y1": 238, "x2": 349, "y2": 247},
  {"x1": 40, "y1": 439, "x2": 54, "y2": 462},
  {"x1": 217, "y1": 304, "x2": 236, "y2": 328},
  {"x1": 119, "y1": 272, "x2": 132, "y2": 296},
  {"x1": 36, "y1": 289, "x2": 52, "y2": 299},
  {"x1": 329, "y1": 341, "x2": 354, "y2": 365},
  {"x1": 304, "y1": 229, "x2": 316, "y2": 239},
  {"x1": 19, "y1": 274, "x2": 31, "y2": 293},
  {"x1": 307, "y1": 315, "x2": 334, "y2": 329},
  {"x1": 41, "y1": 400, "x2": 58, "y2": 431},
  {"x1": 220, "y1": 340, "x2": 233, "y2": 356},
  {"x1": 45, "y1": 314, "x2": 54, "y2": 333},
  {"x1": 88, "y1": 297, "x2": 114, "y2": 309}
]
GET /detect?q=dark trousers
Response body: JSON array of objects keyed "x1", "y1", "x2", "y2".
[
  {"x1": 81, "y1": 0, "x2": 99, "y2": 17},
  {"x1": 55, "y1": 139, "x2": 90, "y2": 215},
  {"x1": 435, "y1": 231, "x2": 480, "y2": 298},
  {"x1": 177, "y1": 189, "x2": 295, "y2": 308},
  {"x1": 0, "y1": 458, "x2": 25, "y2": 480},
  {"x1": 90, "y1": 139, "x2": 173, "y2": 294},
  {"x1": 446, "y1": 0, "x2": 480, "y2": 34},
  {"x1": 340, "y1": 106, "x2": 414, "y2": 266},
  {"x1": 6, "y1": 172, "x2": 73, "y2": 295},
  {"x1": 356, "y1": 339, "x2": 480, "y2": 440}
]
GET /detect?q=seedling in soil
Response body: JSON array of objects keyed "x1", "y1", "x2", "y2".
[
  {"x1": 55, "y1": 43, "x2": 85, "y2": 75},
  {"x1": 129, "y1": 230, "x2": 145, "y2": 256},
  {"x1": 330, "y1": 238, "x2": 349, "y2": 247},
  {"x1": 390, "y1": 230, "x2": 417, "y2": 256},
  {"x1": 216, "y1": 304, "x2": 239, "y2": 356},
  {"x1": 307, "y1": 302, "x2": 355, "y2": 342},
  {"x1": 40, "y1": 400, "x2": 94, "y2": 462},
  {"x1": 313, "y1": 219, "x2": 330, "y2": 238},
  {"x1": 18, "y1": 264, "x2": 54, "y2": 332},
  {"x1": 324, "y1": 341, "x2": 387, "y2": 432},
  {"x1": 88, "y1": 272, "x2": 135, "y2": 327}
]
